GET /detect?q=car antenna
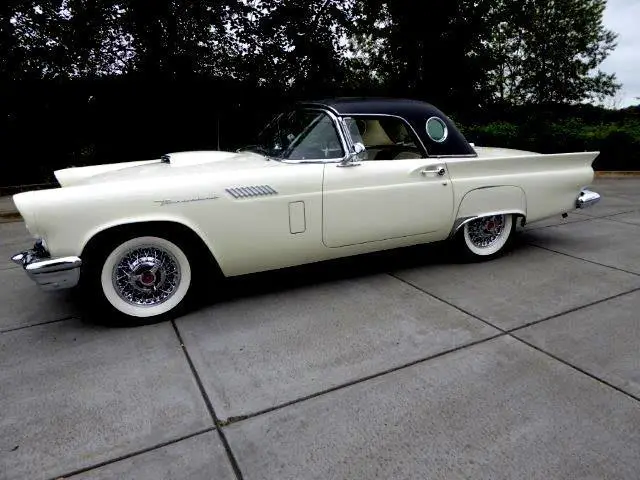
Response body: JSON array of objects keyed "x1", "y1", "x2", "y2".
[{"x1": 217, "y1": 116, "x2": 220, "y2": 151}]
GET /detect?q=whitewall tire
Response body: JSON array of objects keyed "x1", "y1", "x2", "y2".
[
  {"x1": 459, "y1": 214, "x2": 515, "y2": 259},
  {"x1": 99, "y1": 236, "x2": 192, "y2": 318}
]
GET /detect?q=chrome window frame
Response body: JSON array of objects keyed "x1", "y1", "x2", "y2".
[{"x1": 277, "y1": 107, "x2": 350, "y2": 164}]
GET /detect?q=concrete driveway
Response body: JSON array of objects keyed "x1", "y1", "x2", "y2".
[{"x1": 1, "y1": 178, "x2": 640, "y2": 480}]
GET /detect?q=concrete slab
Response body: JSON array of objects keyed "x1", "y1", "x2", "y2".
[
  {"x1": 524, "y1": 218, "x2": 640, "y2": 274},
  {"x1": 73, "y1": 431, "x2": 235, "y2": 480},
  {"x1": 176, "y1": 274, "x2": 498, "y2": 420},
  {"x1": 0, "y1": 222, "x2": 32, "y2": 271},
  {"x1": 573, "y1": 194, "x2": 638, "y2": 217},
  {"x1": 516, "y1": 290, "x2": 640, "y2": 398},
  {"x1": 522, "y1": 212, "x2": 591, "y2": 230},
  {"x1": 394, "y1": 245, "x2": 640, "y2": 330},
  {"x1": 591, "y1": 178, "x2": 640, "y2": 198},
  {"x1": 0, "y1": 221, "x2": 31, "y2": 245},
  {"x1": 0, "y1": 320, "x2": 212, "y2": 480},
  {"x1": 225, "y1": 336, "x2": 640, "y2": 480},
  {"x1": 0, "y1": 195, "x2": 17, "y2": 215},
  {"x1": 0, "y1": 267, "x2": 80, "y2": 331},
  {"x1": 607, "y1": 210, "x2": 640, "y2": 226}
]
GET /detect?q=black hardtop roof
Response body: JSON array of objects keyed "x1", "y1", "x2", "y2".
[
  {"x1": 299, "y1": 97, "x2": 446, "y2": 117},
  {"x1": 297, "y1": 97, "x2": 476, "y2": 157}
]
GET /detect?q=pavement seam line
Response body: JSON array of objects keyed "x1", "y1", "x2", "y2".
[
  {"x1": 389, "y1": 273, "x2": 507, "y2": 333},
  {"x1": 599, "y1": 215, "x2": 640, "y2": 228},
  {"x1": 391, "y1": 271, "x2": 640, "y2": 337},
  {"x1": 0, "y1": 315, "x2": 75, "y2": 334},
  {"x1": 171, "y1": 320, "x2": 245, "y2": 480},
  {"x1": 49, "y1": 427, "x2": 216, "y2": 480},
  {"x1": 507, "y1": 286, "x2": 640, "y2": 334},
  {"x1": 527, "y1": 243, "x2": 640, "y2": 277},
  {"x1": 508, "y1": 334, "x2": 640, "y2": 404},
  {"x1": 390, "y1": 272, "x2": 640, "y2": 404},
  {"x1": 222, "y1": 331, "x2": 507, "y2": 425},
  {"x1": 522, "y1": 215, "x2": 596, "y2": 231},
  {"x1": 580, "y1": 208, "x2": 639, "y2": 220},
  {"x1": 523, "y1": 208, "x2": 639, "y2": 231},
  {"x1": 605, "y1": 219, "x2": 640, "y2": 228}
]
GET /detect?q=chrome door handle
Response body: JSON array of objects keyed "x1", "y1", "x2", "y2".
[{"x1": 421, "y1": 166, "x2": 446, "y2": 176}]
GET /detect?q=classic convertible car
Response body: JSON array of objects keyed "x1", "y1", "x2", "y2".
[{"x1": 12, "y1": 98, "x2": 600, "y2": 322}]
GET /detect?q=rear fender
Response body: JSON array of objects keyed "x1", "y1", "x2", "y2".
[{"x1": 450, "y1": 186, "x2": 526, "y2": 236}]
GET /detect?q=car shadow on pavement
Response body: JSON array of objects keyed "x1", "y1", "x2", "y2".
[
  {"x1": 70, "y1": 233, "x2": 532, "y2": 328},
  {"x1": 185, "y1": 235, "x2": 524, "y2": 313}
]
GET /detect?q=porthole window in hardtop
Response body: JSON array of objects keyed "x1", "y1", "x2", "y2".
[
  {"x1": 426, "y1": 116, "x2": 448, "y2": 143},
  {"x1": 343, "y1": 116, "x2": 427, "y2": 160}
]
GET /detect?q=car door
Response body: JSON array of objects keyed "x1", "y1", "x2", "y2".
[
  {"x1": 322, "y1": 116, "x2": 454, "y2": 248},
  {"x1": 322, "y1": 159, "x2": 454, "y2": 247}
]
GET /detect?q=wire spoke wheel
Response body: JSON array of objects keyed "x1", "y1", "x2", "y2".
[
  {"x1": 466, "y1": 215, "x2": 506, "y2": 249},
  {"x1": 461, "y1": 214, "x2": 514, "y2": 258},
  {"x1": 100, "y1": 236, "x2": 192, "y2": 319},
  {"x1": 113, "y1": 245, "x2": 181, "y2": 307}
]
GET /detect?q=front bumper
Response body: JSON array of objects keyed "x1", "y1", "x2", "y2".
[
  {"x1": 576, "y1": 189, "x2": 601, "y2": 209},
  {"x1": 11, "y1": 241, "x2": 82, "y2": 291}
]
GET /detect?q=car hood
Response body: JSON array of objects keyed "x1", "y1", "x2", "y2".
[{"x1": 54, "y1": 150, "x2": 274, "y2": 187}]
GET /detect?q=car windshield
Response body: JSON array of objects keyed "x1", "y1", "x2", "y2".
[{"x1": 242, "y1": 109, "x2": 344, "y2": 160}]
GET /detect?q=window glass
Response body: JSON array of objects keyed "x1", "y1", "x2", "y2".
[
  {"x1": 426, "y1": 117, "x2": 448, "y2": 143},
  {"x1": 343, "y1": 116, "x2": 426, "y2": 160},
  {"x1": 251, "y1": 110, "x2": 344, "y2": 160}
]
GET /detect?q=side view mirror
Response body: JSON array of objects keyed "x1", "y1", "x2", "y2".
[{"x1": 339, "y1": 142, "x2": 366, "y2": 167}]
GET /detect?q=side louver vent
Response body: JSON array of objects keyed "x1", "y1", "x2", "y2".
[{"x1": 226, "y1": 185, "x2": 278, "y2": 199}]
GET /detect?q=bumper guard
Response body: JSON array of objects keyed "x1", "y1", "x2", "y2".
[
  {"x1": 576, "y1": 189, "x2": 601, "y2": 209},
  {"x1": 11, "y1": 241, "x2": 82, "y2": 291}
]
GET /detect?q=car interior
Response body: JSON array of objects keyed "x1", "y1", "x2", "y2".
[{"x1": 345, "y1": 117, "x2": 426, "y2": 160}]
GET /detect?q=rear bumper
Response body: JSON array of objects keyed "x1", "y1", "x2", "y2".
[
  {"x1": 576, "y1": 189, "x2": 601, "y2": 209},
  {"x1": 11, "y1": 241, "x2": 82, "y2": 291}
]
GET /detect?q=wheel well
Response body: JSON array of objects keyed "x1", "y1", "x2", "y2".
[
  {"x1": 81, "y1": 221, "x2": 222, "y2": 276},
  {"x1": 450, "y1": 211, "x2": 526, "y2": 238}
]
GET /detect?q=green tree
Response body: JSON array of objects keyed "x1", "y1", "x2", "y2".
[
  {"x1": 512, "y1": 0, "x2": 619, "y2": 104},
  {"x1": 347, "y1": 0, "x2": 620, "y2": 107},
  {"x1": 238, "y1": 0, "x2": 352, "y2": 91}
]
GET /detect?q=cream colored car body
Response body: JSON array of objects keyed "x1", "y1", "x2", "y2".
[{"x1": 14, "y1": 146, "x2": 597, "y2": 278}]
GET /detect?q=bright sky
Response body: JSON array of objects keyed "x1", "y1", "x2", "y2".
[{"x1": 601, "y1": 0, "x2": 640, "y2": 107}]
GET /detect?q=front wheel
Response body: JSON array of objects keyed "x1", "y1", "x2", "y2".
[
  {"x1": 85, "y1": 234, "x2": 193, "y2": 324},
  {"x1": 456, "y1": 214, "x2": 516, "y2": 261}
]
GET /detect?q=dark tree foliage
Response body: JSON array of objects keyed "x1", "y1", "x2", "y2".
[{"x1": 0, "y1": 0, "x2": 633, "y2": 187}]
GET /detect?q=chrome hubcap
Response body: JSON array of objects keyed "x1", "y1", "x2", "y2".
[
  {"x1": 112, "y1": 246, "x2": 181, "y2": 306},
  {"x1": 467, "y1": 215, "x2": 506, "y2": 248}
]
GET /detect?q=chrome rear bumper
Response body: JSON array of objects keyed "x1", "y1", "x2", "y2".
[
  {"x1": 12, "y1": 241, "x2": 82, "y2": 291},
  {"x1": 576, "y1": 189, "x2": 601, "y2": 209}
]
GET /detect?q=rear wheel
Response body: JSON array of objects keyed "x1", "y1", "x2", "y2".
[{"x1": 457, "y1": 214, "x2": 516, "y2": 260}]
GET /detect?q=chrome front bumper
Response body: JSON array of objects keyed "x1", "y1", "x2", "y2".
[
  {"x1": 576, "y1": 189, "x2": 601, "y2": 209},
  {"x1": 11, "y1": 241, "x2": 82, "y2": 291}
]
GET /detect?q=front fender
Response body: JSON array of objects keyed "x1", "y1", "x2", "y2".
[{"x1": 78, "y1": 214, "x2": 223, "y2": 272}]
